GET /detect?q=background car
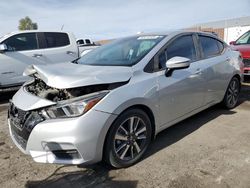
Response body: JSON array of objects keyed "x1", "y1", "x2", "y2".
[
  {"x1": 230, "y1": 30, "x2": 250, "y2": 78},
  {"x1": 77, "y1": 38, "x2": 100, "y2": 56},
  {"x1": 0, "y1": 31, "x2": 79, "y2": 89},
  {"x1": 8, "y1": 31, "x2": 242, "y2": 168}
]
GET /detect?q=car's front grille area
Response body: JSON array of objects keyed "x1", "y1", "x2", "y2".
[
  {"x1": 9, "y1": 104, "x2": 30, "y2": 130},
  {"x1": 10, "y1": 121, "x2": 30, "y2": 150},
  {"x1": 243, "y1": 59, "x2": 250, "y2": 67},
  {"x1": 8, "y1": 103, "x2": 45, "y2": 150}
]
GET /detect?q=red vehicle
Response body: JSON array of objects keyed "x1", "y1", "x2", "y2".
[{"x1": 230, "y1": 30, "x2": 250, "y2": 77}]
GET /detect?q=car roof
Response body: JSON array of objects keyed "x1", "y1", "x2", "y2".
[
  {"x1": 132, "y1": 30, "x2": 225, "y2": 43},
  {"x1": 136, "y1": 30, "x2": 218, "y2": 37}
]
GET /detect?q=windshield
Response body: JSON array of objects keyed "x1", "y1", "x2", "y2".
[
  {"x1": 235, "y1": 31, "x2": 250, "y2": 45},
  {"x1": 77, "y1": 35, "x2": 165, "y2": 66}
]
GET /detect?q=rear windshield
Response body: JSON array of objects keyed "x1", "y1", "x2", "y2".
[{"x1": 77, "y1": 35, "x2": 165, "y2": 66}]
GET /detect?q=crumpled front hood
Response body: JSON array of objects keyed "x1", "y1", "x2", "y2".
[{"x1": 24, "y1": 62, "x2": 133, "y2": 89}]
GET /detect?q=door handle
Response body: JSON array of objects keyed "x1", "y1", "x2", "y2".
[
  {"x1": 66, "y1": 51, "x2": 74, "y2": 55},
  {"x1": 189, "y1": 68, "x2": 202, "y2": 78},
  {"x1": 32, "y1": 54, "x2": 43, "y2": 58}
]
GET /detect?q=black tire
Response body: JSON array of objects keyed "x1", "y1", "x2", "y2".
[
  {"x1": 222, "y1": 77, "x2": 240, "y2": 109},
  {"x1": 104, "y1": 108, "x2": 152, "y2": 168}
]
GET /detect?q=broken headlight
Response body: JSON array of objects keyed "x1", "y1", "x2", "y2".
[{"x1": 42, "y1": 91, "x2": 109, "y2": 119}]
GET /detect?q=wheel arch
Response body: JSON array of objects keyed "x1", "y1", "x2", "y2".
[
  {"x1": 101, "y1": 103, "x2": 156, "y2": 161},
  {"x1": 121, "y1": 104, "x2": 156, "y2": 140}
]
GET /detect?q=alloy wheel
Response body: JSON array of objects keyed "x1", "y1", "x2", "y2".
[
  {"x1": 113, "y1": 116, "x2": 148, "y2": 161},
  {"x1": 226, "y1": 78, "x2": 240, "y2": 108}
]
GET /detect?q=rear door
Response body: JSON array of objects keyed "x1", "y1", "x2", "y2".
[
  {"x1": 0, "y1": 32, "x2": 47, "y2": 86},
  {"x1": 39, "y1": 32, "x2": 78, "y2": 63},
  {"x1": 197, "y1": 35, "x2": 230, "y2": 104}
]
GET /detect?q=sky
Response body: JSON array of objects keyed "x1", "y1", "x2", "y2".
[{"x1": 0, "y1": 0, "x2": 250, "y2": 40}]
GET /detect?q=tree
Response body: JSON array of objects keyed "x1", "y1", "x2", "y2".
[{"x1": 18, "y1": 16, "x2": 38, "y2": 30}]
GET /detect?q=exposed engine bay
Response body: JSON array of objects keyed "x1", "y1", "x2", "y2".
[{"x1": 25, "y1": 78, "x2": 127, "y2": 102}]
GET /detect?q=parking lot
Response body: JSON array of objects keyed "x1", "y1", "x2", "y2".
[{"x1": 0, "y1": 80, "x2": 249, "y2": 188}]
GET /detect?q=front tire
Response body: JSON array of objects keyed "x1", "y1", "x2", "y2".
[
  {"x1": 104, "y1": 109, "x2": 152, "y2": 168},
  {"x1": 222, "y1": 77, "x2": 240, "y2": 109}
]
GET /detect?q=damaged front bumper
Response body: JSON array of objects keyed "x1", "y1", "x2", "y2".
[{"x1": 8, "y1": 87, "x2": 117, "y2": 165}]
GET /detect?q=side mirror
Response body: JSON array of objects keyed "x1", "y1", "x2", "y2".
[
  {"x1": 229, "y1": 41, "x2": 236, "y2": 45},
  {"x1": 165, "y1": 56, "x2": 190, "y2": 77},
  {"x1": 0, "y1": 44, "x2": 7, "y2": 53}
]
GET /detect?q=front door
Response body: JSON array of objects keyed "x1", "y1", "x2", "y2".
[{"x1": 156, "y1": 34, "x2": 206, "y2": 127}]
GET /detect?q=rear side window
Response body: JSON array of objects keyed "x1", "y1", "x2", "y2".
[
  {"x1": 3, "y1": 33, "x2": 38, "y2": 51},
  {"x1": 217, "y1": 41, "x2": 224, "y2": 53},
  {"x1": 77, "y1": 39, "x2": 84, "y2": 45},
  {"x1": 199, "y1": 36, "x2": 223, "y2": 58},
  {"x1": 85, "y1": 39, "x2": 91, "y2": 44},
  {"x1": 158, "y1": 35, "x2": 196, "y2": 69},
  {"x1": 44, "y1": 32, "x2": 70, "y2": 48}
]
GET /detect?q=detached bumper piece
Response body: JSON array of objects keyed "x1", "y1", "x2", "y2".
[{"x1": 8, "y1": 103, "x2": 44, "y2": 150}]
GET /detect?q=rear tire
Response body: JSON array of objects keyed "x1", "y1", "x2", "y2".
[
  {"x1": 104, "y1": 109, "x2": 152, "y2": 168},
  {"x1": 222, "y1": 77, "x2": 240, "y2": 109}
]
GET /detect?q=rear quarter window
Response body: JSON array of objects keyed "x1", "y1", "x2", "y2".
[
  {"x1": 217, "y1": 40, "x2": 224, "y2": 53},
  {"x1": 44, "y1": 32, "x2": 70, "y2": 48},
  {"x1": 199, "y1": 36, "x2": 224, "y2": 58}
]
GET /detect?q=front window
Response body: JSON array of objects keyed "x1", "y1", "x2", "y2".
[
  {"x1": 77, "y1": 35, "x2": 165, "y2": 66},
  {"x1": 158, "y1": 35, "x2": 196, "y2": 69},
  {"x1": 235, "y1": 31, "x2": 250, "y2": 45},
  {"x1": 3, "y1": 33, "x2": 38, "y2": 51}
]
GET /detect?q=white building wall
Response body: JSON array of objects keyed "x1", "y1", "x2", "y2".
[{"x1": 224, "y1": 26, "x2": 250, "y2": 44}]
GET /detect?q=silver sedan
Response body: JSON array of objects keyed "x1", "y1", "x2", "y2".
[{"x1": 8, "y1": 31, "x2": 243, "y2": 168}]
